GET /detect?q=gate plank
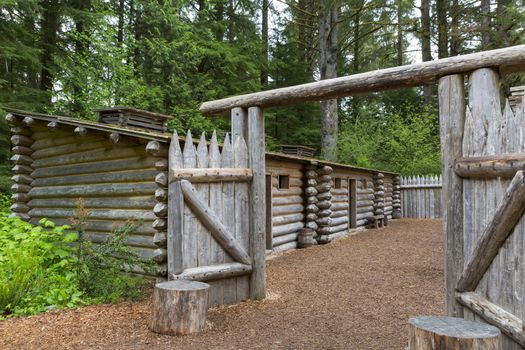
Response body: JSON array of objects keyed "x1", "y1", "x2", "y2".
[
  {"x1": 234, "y1": 135, "x2": 250, "y2": 302},
  {"x1": 222, "y1": 133, "x2": 237, "y2": 304},
  {"x1": 208, "y1": 130, "x2": 224, "y2": 305},
  {"x1": 168, "y1": 130, "x2": 184, "y2": 275},
  {"x1": 171, "y1": 263, "x2": 252, "y2": 282},
  {"x1": 183, "y1": 131, "x2": 198, "y2": 269},
  {"x1": 457, "y1": 291, "x2": 524, "y2": 346},
  {"x1": 457, "y1": 171, "x2": 525, "y2": 292},
  {"x1": 180, "y1": 179, "x2": 251, "y2": 265}
]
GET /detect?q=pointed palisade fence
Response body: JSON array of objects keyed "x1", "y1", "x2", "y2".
[
  {"x1": 167, "y1": 130, "x2": 258, "y2": 307},
  {"x1": 400, "y1": 175, "x2": 442, "y2": 219}
]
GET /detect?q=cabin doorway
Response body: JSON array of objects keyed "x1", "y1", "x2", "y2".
[{"x1": 349, "y1": 179, "x2": 357, "y2": 229}]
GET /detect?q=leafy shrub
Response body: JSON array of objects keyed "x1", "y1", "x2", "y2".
[
  {"x1": 0, "y1": 191, "x2": 12, "y2": 212},
  {"x1": 0, "y1": 215, "x2": 81, "y2": 316},
  {"x1": 0, "y1": 199, "x2": 154, "y2": 318},
  {"x1": 71, "y1": 198, "x2": 154, "y2": 303}
]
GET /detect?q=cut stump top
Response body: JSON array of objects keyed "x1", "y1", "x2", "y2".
[
  {"x1": 409, "y1": 316, "x2": 501, "y2": 339},
  {"x1": 156, "y1": 280, "x2": 210, "y2": 291}
]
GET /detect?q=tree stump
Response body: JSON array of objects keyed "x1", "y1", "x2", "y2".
[
  {"x1": 408, "y1": 316, "x2": 501, "y2": 350},
  {"x1": 150, "y1": 280, "x2": 210, "y2": 335}
]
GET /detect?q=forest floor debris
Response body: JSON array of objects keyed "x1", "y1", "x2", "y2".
[{"x1": 0, "y1": 219, "x2": 444, "y2": 350}]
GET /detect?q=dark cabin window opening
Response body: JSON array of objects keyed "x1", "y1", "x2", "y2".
[
  {"x1": 278, "y1": 175, "x2": 290, "y2": 189},
  {"x1": 334, "y1": 178, "x2": 342, "y2": 189}
]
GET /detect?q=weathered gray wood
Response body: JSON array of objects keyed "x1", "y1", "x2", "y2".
[
  {"x1": 272, "y1": 221, "x2": 304, "y2": 237},
  {"x1": 153, "y1": 203, "x2": 168, "y2": 217},
  {"x1": 439, "y1": 74, "x2": 465, "y2": 317},
  {"x1": 272, "y1": 232, "x2": 298, "y2": 246},
  {"x1": 155, "y1": 172, "x2": 168, "y2": 188},
  {"x1": 155, "y1": 158, "x2": 168, "y2": 171},
  {"x1": 29, "y1": 208, "x2": 155, "y2": 220},
  {"x1": 180, "y1": 179, "x2": 251, "y2": 266},
  {"x1": 31, "y1": 169, "x2": 158, "y2": 187},
  {"x1": 150, "y1": 280, "x2": 209, "y2": 335},
  {"x1": 171, "y1": 263, "x2": 252, "y2": 282},
  {"x1": 247, "y1": 106, "x2": 266, "y2": 300},
  {"x1": 11, "y1": 134, "x2": 32, "y2": 146},
  {"x1": 232, "y1": 135, "x2": 250, "y2": 303},
  {"x1": 170, "y1": 168, "x2": 253, "y2": 183},
  {"x1": 22, "y1": 116, "x2": 34, "y2": 127},
  {"x1": 168, "y1": 130, "x2": 184, "y2": 276},
  {"x1": 11, "y1": 183, "x2": 31, "y2": 193},
  {"x1": 182, "y1": 131, "x2": 197, "y2": 269},
  {"x1": 5, "y1": 113, "x2": 21, "y2": 124},
  {"x1": 29, "y1": 183, "x2": 157, "y2": 198},
  {"x1": 31, "y1": 139, "x2": 109, "y2": 159},
  {"x1": 74, "y1": 126, "x2": 87, "y2": 136},
  {"x1": 109, "y1": 132, "x2": 120, "y2": 144},
  {"x1": 155, "y1": 188, "x2": 168, "y2": 202},
  {"x1": 12, "y1": 174, "x2": 32, "y2": 184},
  {"x1": 153, "y1": 218, "x2": 167, "y2": 230},
  {"x1": 231, "y1": 107, "x2": 247, "y2": 143},
  {"x1": 408, "y1": 316, "x2": 501, "y2": 350},
  {"x1": 456, "y1": 292, "x2": 523, "y2": 346},
  {"x1": 11, "y1": 193, "x2": 29, "y2": 203},
  {"x1": 454, "y1": 153, "x2": 525, "y2": 178},
  {"x1": 221, "y1": 133, "x2": 236, "y2": 304},
  {"x1": 28, "y1": 196, "x2": 156, "y2": 210},
  {"x1": 457, "y1": 171, "x2": 525, "y2": 292},
  {"x1": 200, "y1": 45, "x2": 525, "y2": 115},
  {"x1": 195, "y1": 132, "x2": 210, "y2": 274},
  {"x1": 10, "y1": 154, "x2": 32, "y2": 165},
  {"x1": 31, "y1": 146, "x2": 144, "y2": 168},
  {"x1": 10, "y1": 203, "x2": 30, "y2": 213},
  {"x1": 146, "y1": 140, "x2": 169, "y2": 157},
  {"x1": 12, "y1": 146, "x2": 33, "y2": 156},
  {"x1": 31, "y1": 157, "x2": 155, "y2": 178}
]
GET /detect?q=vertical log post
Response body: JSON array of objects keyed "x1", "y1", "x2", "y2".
[
  {"x1": 246, "y1": 106, "x2": 266, "y2": 300},
  {"x1": 439, "y1": 74, "x2": 465, "y2": 317},
  {"x1": 392, "y1": 175, "x2": 402, "y2": 219}
]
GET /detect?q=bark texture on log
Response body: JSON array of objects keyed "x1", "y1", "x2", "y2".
[
  {"x1": 150, "y1": 280, "x2": 210, "y2": 335},
  {"x1": 408, "y1": 316, "x2": 501, "y2": 350}
]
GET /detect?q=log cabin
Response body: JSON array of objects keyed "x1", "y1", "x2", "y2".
[{"x1": 5, "y1": 107, "x2": 400, "y2": 277}]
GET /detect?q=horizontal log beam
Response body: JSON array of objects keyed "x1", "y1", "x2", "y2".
[
  {"x1": 456, "y1": 292, "x2": 524, "y2": 346},
  {"x1": 454, "y1": 153, "x2": 525, "y2": 178},
  {"x1": 170, "y1": 168, "x2": 253, "y2": 183},
  {"x1": 457, "y1": 170, "x2": 525, "y2": 292},
  {"x1": 170, "y1": 263, "x2": 252, "y2": 282},
  {"x1": 200, "y1": 45, "x2": 525, "y2": 115}
]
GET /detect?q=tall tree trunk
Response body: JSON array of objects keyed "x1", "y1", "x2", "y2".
[
  {"x1": 480, "y1": 0, "x2": 491, "y2": 49},
  {"x1": 260, "y1": 0, "x2": 269, "y2": 87},
  {"x1": 72, "y1": 0, "x2": 90, "y2": 115},
  {"x1": 319, "y1": 1, "x2": 339, "y2": 161},
  {"x1": 351, "y1": 1, "x2": 363, "y2": 121},
  {"x1": 436, "y1": 0, "x2": 448, "y2": 58},
  {"x1": 117, "y1": 0, "x2": 125, "y2": 47},
  {"x1": 396, "y1": 0, "x2": 403, "y2": 66},
  {"x1": 449, "y1": 0, "x2": 461, "y2": 56},
  {"x1": 421, "y1": 0, "x2": 432, "y2": 103},
  {"x1": 39, "y1": 0, "x2": 60, "y2": 104}
]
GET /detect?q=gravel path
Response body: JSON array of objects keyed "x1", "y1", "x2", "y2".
[{"x1": 0, "y1": 219, "x2": 444, "y2": 350}]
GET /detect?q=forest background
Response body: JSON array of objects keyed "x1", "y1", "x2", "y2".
[{"x1": 1, "y1": 0, "x2": 524, "y2": 191}]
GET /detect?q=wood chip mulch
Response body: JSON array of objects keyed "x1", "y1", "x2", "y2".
[{"x1": 0, "y1": 219, "x2": 444, "y2": 350}]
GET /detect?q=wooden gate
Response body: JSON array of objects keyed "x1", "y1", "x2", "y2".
[
  {"x1": 440, "y1": 68, "x2": 525, "y2": 349},
  {"x1": 167, "y1": 107, "x2": 266, "y2": 307}
]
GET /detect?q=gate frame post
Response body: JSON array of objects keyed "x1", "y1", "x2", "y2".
[
  {"x1": 438, "y1": 74, "x2": 465, "y2": 317},
  {"x1": 231, "y1": 106, "x2": 266, "y2": 300}
]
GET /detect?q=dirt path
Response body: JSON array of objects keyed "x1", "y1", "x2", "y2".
[{"x1": 0, "y1": 219, "x2": 444, "y2": 350}]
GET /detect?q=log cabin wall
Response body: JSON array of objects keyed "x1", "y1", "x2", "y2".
[
  {"x1": 7, "y1": 112, "x2": 170, "y2": 277},
  {"x1": 383, "y1": 176, "x2": 393, "y2": 219},
  {"x1": 355, "y1": 177, "x2": 375, "y2": 227},
  {"x1": 327, "y1": 169, "x2": 349, "y2": 239},
  {"x1": 266, "y1": 159, "x2": 305, "y2": 253}
]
